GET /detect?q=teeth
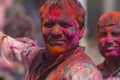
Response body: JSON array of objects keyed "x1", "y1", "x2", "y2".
[{"x1": 108, "y1": 47, "x2": 114, "y2": 49}]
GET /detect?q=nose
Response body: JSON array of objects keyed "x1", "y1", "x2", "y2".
[
  {"x1": 50, "y1": 24, "x2": 62, "y2": 38},
  {"x1": 105, "y1": 33, "x2": 113, "y2": 44}
]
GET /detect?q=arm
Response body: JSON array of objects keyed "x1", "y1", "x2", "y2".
[{"x1": 0, "y1": 31, "x2": 40, "y2": 70}]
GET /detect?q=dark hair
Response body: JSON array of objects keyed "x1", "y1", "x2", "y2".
[
  {"x1": 3, "y1": 12, "x2": 35, "y2": 40},
  {"x1": 39, "y1": 0, "x2": 86, "y2": 30}
]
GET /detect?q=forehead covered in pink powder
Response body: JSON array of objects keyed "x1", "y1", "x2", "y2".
[
  {"x1": 42, "y1": 6, "x2": 77, "y2": 22},
  {"x1": 39, "y1": 0, "x2": 86, "y2": 28}
]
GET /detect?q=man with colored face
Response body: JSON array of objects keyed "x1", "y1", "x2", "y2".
[
  {"x1": 28, "y1": 0, "x2": 102, "y2": 80},
  {"x1": 97, "y1": 12, "x2": 120, "y2": 80},
  {"x1": 0, "y1": 0, "x2": 102, "y2": 80},
  {"x1": 41, "y1": 7, "x2": 83, "y2": 56}
]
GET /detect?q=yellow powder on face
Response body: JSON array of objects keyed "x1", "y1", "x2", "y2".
[{"x1": 46, "y1": 44, "x2": 66, "y2": 56}]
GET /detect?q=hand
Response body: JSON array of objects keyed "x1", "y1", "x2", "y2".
[
  {"x1": 0, "y1": 32, "x2": 3, "y2": 42},
  {"x1": 0, "y1": 31, "x2": 6, "y2": 45}
]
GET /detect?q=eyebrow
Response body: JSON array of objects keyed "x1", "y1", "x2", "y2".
[{"x1": 107, "y1": 24, "x2": 116, "y2": 26}]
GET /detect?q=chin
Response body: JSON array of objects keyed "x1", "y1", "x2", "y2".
[
  {"x1": 46, "y1": 44, "x2": 66, "y2": 56},
  {"x1": 103, "y1": 52, "x2": 120, "y2": 59}
]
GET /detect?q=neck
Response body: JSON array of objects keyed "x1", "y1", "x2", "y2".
[
  {"x1": 105, "y1": 59, "x2": 120, "y2": 71},
  {"x1": 46, "y1": 51, "x2": 58, "y2": 64},
  {"x1": 46, "y1": 45, "x2": 79, "y2": 61},
  {"x1": 62, "y1": 46, "x2": 78, "y2": 59}
]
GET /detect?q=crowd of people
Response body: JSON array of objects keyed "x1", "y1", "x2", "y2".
[{"x1": 0, "y1": 0, "x2": 120, "y2": 80}]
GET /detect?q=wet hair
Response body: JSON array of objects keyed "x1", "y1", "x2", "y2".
[
  {"x1": 3, "y1": 12, "x2": 35, "y2": 40},
  {"x1": 98, "y1": 12, "x2": 120, "y2": 28},
  {"x1": 39, "y1": 0, "x2": 86, "y2": 30}
]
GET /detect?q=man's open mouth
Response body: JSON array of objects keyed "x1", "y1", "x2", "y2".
[
  {"x1": 49, "y1": 40, "x2": 66, "y2": 45},
  {"x1": 105, "y1": 47, "x2": 118, "y2": 52}
]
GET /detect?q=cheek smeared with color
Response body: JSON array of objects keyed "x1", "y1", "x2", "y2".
[
  {"x1": 68, "y1": 20, "x2": 78, "y2": 35},
  {"x1": 67, "y1": 20, "x2": 80, "y2": 44},
  {"x1": 42, "y1": 26, "x2": 50, "y2": 42},
  {"x1": 115, "y1": 38, "x2": 120, "y2": 57}
]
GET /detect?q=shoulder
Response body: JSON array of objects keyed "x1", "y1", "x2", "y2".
[
  {"x1": 29, "y1": 48, "x2": 46, "y2": 68},
  {"x1": 105, "y1": 77, "x2": 120, "y2": 80},
  {"x1": 64, "y1": 62, "x2": 103, "y2": 80},
  {"x1": 27, "y1": 48, "x2": 46, "y2": 78},
  {"x1": 97, "y1": 62, "x2": 106, "y2": 77},
  {"x1": 97, "y1": 62, "x2": 105, "y2": 72}
]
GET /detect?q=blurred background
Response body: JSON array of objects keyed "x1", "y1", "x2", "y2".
[{"x1": 0, "y1": 0, "x2": 120, "y2": 79}]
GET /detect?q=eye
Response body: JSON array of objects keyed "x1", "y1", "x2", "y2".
[
  {"x1": 99, "y1": 32, "x2": 107, "y2": 37},
  {"x1": 112, "y1": 32, "x2": 120, "y2": 37},
  {"x1": 44, "y1": 22, "x2": 56, "y2": 28},
  {"x1": 59, "y1": 22, "x2": 73, "y2": 28}
]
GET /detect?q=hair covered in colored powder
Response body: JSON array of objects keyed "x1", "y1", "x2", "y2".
[
  {"x1": 98, "y1": 12, "x2": 120, "y2": 28},
  {"x1": 39, "y1": 0, "x2": 86, "y2": 30}
]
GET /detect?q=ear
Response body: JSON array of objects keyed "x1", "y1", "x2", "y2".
[{"x1": 78, "y1": 26, "x2": 85, "y2": 39}]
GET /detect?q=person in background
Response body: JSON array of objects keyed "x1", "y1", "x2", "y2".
[
  {"x1": 22, "y1": 0, "x2": 46, "y2": 47},
  {"x1": 97, "y1": 12, "x2": 120, "y2": 80},
  {"x1": 0, "y1": 0, "x2": 103, "y2": 80},
  {"x1": 0, "y1": 0, "x2": 13, "y2": 31},
  {"x1": 0, "y1": 12, "x2": 35, "y2": 80},
  {"x1": 3, "y1": 12, "x2": 35, "y2": 40}
]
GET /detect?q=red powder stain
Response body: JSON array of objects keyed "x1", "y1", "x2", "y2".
[
  {"x1": 49, "y1": 8, "x2": 61, "y2": 19},
  {"x1": 48, "y1": 7, "x2": 75, "y2": 20}
]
